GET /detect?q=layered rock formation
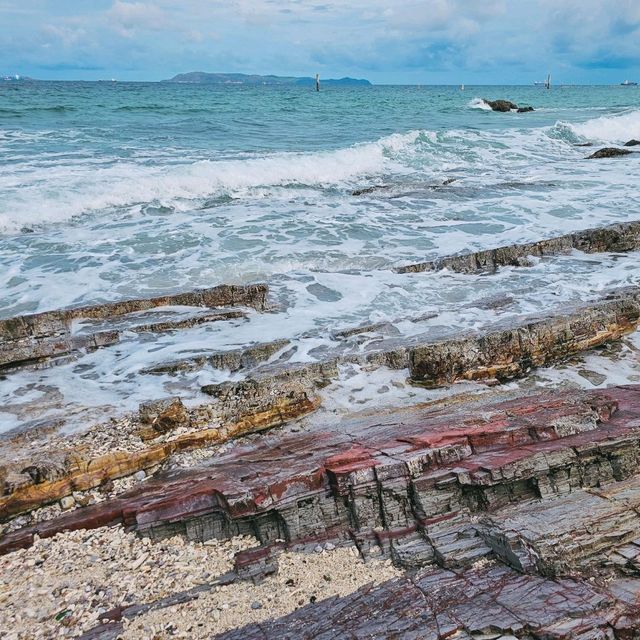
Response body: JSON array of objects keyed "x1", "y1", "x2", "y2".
[
  {"x1": 2, "y1": 288, "x2": 640, "y2": 523},
  {"x1": 4, "y1": 222, "x2": 640, "y2": 637},
  {"x1": 0, "y1": 284, "x2": 267, "y2": 371},
  {"x1": 397, "y1": 219, "x2": 640, "y2": 273},
  {"x1": 5, "y1": 386, "x2": 640, "y2": 638}
]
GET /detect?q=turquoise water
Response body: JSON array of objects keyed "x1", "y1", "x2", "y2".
[{"x1": 1, "y1": 82, "x2": 640, "y2": 431}]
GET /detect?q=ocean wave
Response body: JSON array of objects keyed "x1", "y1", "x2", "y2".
[
  {"x1": 467, "y1": 98, "x2": 492, "y2": 111},
  {"x1": 563, "y1": 109, "x2": 640, "y2": 143},
  {"x1": 0, "y1": 105, "x2": 76, "y2": 114},
  {"x1": 0, "y1": 130, "x2": 423, "y2": 233}
]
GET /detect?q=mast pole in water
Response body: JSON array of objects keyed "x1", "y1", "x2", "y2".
[{"x1": 316, "y1": 73, "x2": 320, "y2": 92}]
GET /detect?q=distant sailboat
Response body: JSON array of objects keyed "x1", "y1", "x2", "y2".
[
  {"x1": 534, "y1": 73, "x2": 551, "y2": 89},
  {"x1": 621, "y1": 80, "x2": 638, "y2": 86},
  {"x1": 460, "y1": 84, "x2": 464, "y2": 91}
]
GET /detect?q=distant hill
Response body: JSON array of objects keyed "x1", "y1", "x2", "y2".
[{"x1": 163, "y1": 72, "x2": 371, "y2": 86}]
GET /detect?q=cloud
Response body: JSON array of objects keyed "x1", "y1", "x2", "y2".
[
  {"x1": 1, "y1": 0, "x2": 639, "y2": 82},
  {"x1": 107, "y1": 1, "x2": 170, "y2": 37}
]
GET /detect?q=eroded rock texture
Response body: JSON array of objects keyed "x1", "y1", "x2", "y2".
[
  {"x1": 2, "y1": 290, "x2": 639, "y2": 521},
  {"x1": 0, "y1": 283, "x2": 267, "y2": 371},
  {"x1": 217, "y1": 566, "x2": 640, "y2": 639},
  {"x1": 482, "y1": 99, "x2": 534, "y2": 113},
  {"x1": 397, "y1": 219, "x2": 640, "y2": 273},
  {"x1": 5, "y1": 386, "x2": 640, "y2": 637},
  {"x1": 0, "y1": 386, "x2": 637, "y2": 553},
  {"x1": 408, "y1": 291, "x2": 640, "y2": 386},
  {"x1": 588, "y1": 147, "x2": 635, "y2": 159}
]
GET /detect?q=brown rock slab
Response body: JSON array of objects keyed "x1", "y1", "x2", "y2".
[
  {"x1": 2, "y1": 385, "x2": 639, "y2": 558},
  {"x1": 397, "y1": 219, "x2": 640, "y2": 274},
  {"x1": 0, "y1": 283, "x2": 267, "y2": 371},
  {"x1": 409, "y1": 292, "x2": 640, "y2": 386}
]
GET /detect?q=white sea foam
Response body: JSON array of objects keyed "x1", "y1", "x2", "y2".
[
  {"x1": 0, "y1": 130, "x2": 421, "y2": 233},
  {"x1": 468, "y1": 97, "x2": 492, "y2": 111},
  {"x1": 568, "y1": 109, "x2": 640, "y2": 143}
]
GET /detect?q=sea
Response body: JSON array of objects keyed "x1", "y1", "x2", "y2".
[{"x1": 1, "y1": 82, "x2": 640, "y2": 432}]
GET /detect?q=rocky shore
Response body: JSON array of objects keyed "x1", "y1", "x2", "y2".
[{"x1": 3, "y1": 220, "x2": 640, "y2": 638}]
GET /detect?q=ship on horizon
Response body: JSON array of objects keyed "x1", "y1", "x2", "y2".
[
  {"x1": 621, "y1": 80, "x2": 638, "y2": 86},
  {"x1": 534, "y1": 73, "x2": 551, "y2": 89}
]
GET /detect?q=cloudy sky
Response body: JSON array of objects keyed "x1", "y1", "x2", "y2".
[{"x1": 1, "y1": 0, "x2": 639, "y2": 83}]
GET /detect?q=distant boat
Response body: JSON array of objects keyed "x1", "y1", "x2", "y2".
[
  {"x1": 621, "y1": 80, "x2": 638, "y2": 86},
  {"x1": 534, "y1": 73, "x2": 551, "y2": 89},
  {"x1": 460, "y1": 84, "x2": 464, "y2": 91}
]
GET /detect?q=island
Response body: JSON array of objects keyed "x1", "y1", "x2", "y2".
[{"x1": 163, "y1": 71, "x2": 371, "y2": 86}]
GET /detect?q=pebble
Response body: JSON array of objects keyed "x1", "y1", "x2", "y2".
[
  {"x1": 0, "y1": 526, "x2": 399, "y2": 639},
  {"x1": 59, "y1": 496, "x2": 75, "y2": 511}
]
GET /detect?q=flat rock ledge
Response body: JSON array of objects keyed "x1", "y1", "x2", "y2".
[
  {"x1": 4, "y1": 385, "x2": 640, "y2": 638},
  {"x1": 2, "y1": 289, "x2": 640, "y2": 523},
  {"x1": 397, "y1": 218, "x2": 640, "y2": 273},
  {"x1": 0, "y1": 283, "x2": 268, "y2": 372}
]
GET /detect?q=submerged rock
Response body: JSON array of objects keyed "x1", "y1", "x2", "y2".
[
  {"x1": 587, "y1": 147, "x2": 633, "y2": 159},
  {"x1": 351, "y1": 185, "x2": 391, "y2": 196},
  {"x1": 482, "y1": 99, "x2": 534, "y2": 113}
]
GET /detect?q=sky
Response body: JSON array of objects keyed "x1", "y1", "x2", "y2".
[{"x1": 1, "y1": 0, "x2": 639, "y2": 84}]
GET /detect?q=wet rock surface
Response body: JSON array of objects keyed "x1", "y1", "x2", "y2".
[
  {"x1": 397, "y1": 219, "x2": 640, "y2": 273},
  {"x1": 5, "y1": 222, "x2": 640, "y2": 637},
  {"x1": 482, "y1": 99, "x2": 534, "y2": 112},
  {"x1": 0, "y1": 284, "x2": 267, "y2": 372},
  {"x1": 2, "y1": 288, "x2": 640, "y2": 523},
  {"x1": 409, "y1": 290, "x2": 640, "y2": 386},
  {"x1": 587, "y1": 147, "x2": 634, "y2": 159}
]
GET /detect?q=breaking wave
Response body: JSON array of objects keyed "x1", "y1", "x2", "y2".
[
  {"x1": 0, "y1": 130, "x2": 423, "y2": 233},
  {"x1": 468, "y1": 97, "x2": 492, "y2": 111},
  {"x1": 566, "y1": 109, "x2": 640, "y2": 143}
]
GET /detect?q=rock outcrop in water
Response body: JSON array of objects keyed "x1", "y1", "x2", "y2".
[
  {"x1": 0, "y1": 284, "x2": 268, "y2": 372},
  {"x1": 5, "y1": 221, "x2": 640, "y2": 637},
  {"x1": 397, "y1": 219, "x2": 640, "y2": 273},
  {"x1": 2, "y1": 288, "x2": 640, "y2": 522},
  {"x1": 482, "y1": 99, "x2": 534, "y2": 113},
  {"x1": 624, "y1": 139, "x2": 640, "y2": 146},
  {"x1": 587, "y1": 147, "x2": 634, "y2": 159}
]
